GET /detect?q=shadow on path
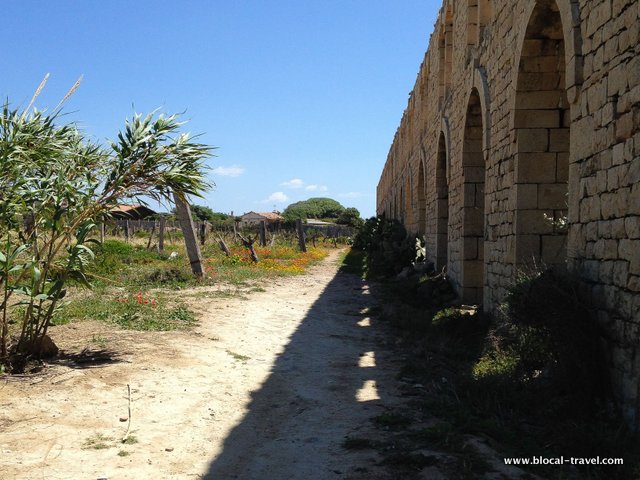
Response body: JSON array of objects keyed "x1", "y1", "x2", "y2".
[{"x1": 205, "y1": 264, "x2": 400, "y2": 479}]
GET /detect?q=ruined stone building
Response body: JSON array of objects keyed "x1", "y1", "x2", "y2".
[{"x1": 377, "y1": 0, "x2": 639, "y2": 423}]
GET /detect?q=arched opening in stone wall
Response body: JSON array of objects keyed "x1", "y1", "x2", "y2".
[
  {"x1": 417, "y1": 159, "x2": 427, "y2": 236},
  {"x1": 514, "y1": 0, "x2": 569, "y2": 269},
  {"x1": 461, "y1": 88, "x2": 486, "y2": 304},
  {"x1": 435, "y1": 132, "x2": 449, "y2": 271}
]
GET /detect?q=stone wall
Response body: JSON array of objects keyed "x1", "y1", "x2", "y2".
[{"x1": 377, "y1": 0, "x2": 639, "y2": 425}]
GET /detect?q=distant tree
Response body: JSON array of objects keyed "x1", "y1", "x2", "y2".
[
  {"x1": 336, "y1": 207, "x2": 364, "y2": 228},
  {"x1": 190, "y1": 204, "x2": 216, "y2": 222},
  {"x1": 282, "y1": 197, "x2": 345, "y2": 221}
]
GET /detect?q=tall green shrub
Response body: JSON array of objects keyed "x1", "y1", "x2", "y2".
[{"x1": 0, "y1": 101, "x2": 213, "y2": 368}]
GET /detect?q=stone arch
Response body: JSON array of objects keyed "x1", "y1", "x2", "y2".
[
  {"x1": 440, "y1": 116, "x2": 452, "y2": 182},
  {"x1": 435, "y1": 132, "x2": 449, "y2": 271},
  {"x1": 513, "y1": 0, "x2": 583, "y2": 104},
  {"x1": 513, "y1": 0, "x2": 572, "y2": 269},
  {"x1": 469, "y1": 66, "x2": 491, "y2": 153},
  {"x1": 461, "y1": 87, "x2": 486, "y2": 305}
]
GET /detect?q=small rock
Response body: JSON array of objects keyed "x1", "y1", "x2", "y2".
[
  {"x1": 119, "y1": 417, "x2": 128, "y2": 422},
  {"x1": 165, "y1": 447, "x2": 174, "y2": 452}
]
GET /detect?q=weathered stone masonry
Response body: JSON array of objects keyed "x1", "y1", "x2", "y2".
[{"x1": 377, "y1": 0, "x2": 639, "y2": 423}]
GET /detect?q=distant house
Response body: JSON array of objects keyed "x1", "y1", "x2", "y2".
[
  {"x1": 109, "y1": 204, "x2": 157, "y2": 220},
  {"x1": 240, "y1": 211, "x2": 284, "y2": 227}
]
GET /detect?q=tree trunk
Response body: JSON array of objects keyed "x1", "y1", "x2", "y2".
[{"x1": 296, "y1": 219, "x2": 307, "y2": 252}]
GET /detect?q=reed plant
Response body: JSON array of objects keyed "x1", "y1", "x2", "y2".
[{"x1": 0, "y1": 78, "x2": 213, "y2": 369}]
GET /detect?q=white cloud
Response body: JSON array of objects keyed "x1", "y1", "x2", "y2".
[
  {"x1": 339, "y1": 192, "x2": 363, "y2": 199},
  {"x1": 264, "y1": 191, "x2": 289, "y2": 203},
  {"x1": 212, "y1": 165, "x2": 245, "y2": 177},
  {"x1": 280, "y1": 178, "x2": 305, "y2": 189},
  {"x1": 305, "y1": 184, "x2": 328, "y2": 192}
]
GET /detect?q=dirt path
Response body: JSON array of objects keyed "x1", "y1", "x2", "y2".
[{"x1": 0, "y1": 250, "x2": 406, "y2": 479}]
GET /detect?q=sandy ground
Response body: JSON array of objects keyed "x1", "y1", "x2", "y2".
[{"x1": 0, "y1": 250, "x2": 407, "y2": 480}]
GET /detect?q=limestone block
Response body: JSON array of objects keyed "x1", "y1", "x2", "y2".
[
  {"x1": 600, "y1": 260, "x2": 615, "y2": 283},
  {"x1": 604, "y1": 187, "x2": 630, "y2": 219},
  {"x1": 587, "y1": 81, "x2": 608, "y2": 114},
  {"x1": 463, "y1": 259, "x2": 484, "y2": 286},
  {"x1": 611, "y1": 218, "x2": 628, "y2": 239},
  {"x1": 571, "y1": 115, "x2": 596, "y2": 159},
  {"x1": 613, "y1": 260, "x2": 630, "y2": 286},
  {"x1": 515, "y1": 90, "x2": 563, "y2": 109},
  {"x1": 616, "y1": 111, "x2": 634, "y2": 141},
  {"x1": 515, "y1": 183, "x2": 538, "y2": 209},
  {"x1": 463, "y1": 236, "x2": 479, "y2": 260},
  {"x1": 541, "y1": 235, "x2": 567, "y2": 265},
  {"x1": 557, "y1": 152, "x2": 570, "y2": 181},
  {"x1": 517, "y1": 128, "x2": 549, "y2": 152},
  {"x1": 594, "y1": 238, "x2": 619, "y2": 260},
  {"x1": 625, "y1": 216, "x2": 640, "y2": 239},
  {"x1": 516, "y1": 209, "x2": 554, "y2": 235},
  {"x1": 513, "y1": 108, "x2": 561, "y2": 128},
  {"x1": 549, "y1": 128, "x2": 570, "y2": 152},
  {"x1": 516, "y1": 152, "x2": 557, "y2": 183},
  {"x1": 586, "y1": 1, "x2": 612, "y2": 37},
  {"x1": 612, "y1": 141, "x2": 626, "y2": 166},
  {"x1": 585, "y1": 221, "x2": 599, "y2": 242},
  {"x1": 538, "y1": 183, "x2": 568, "y2": 210},
  {"x1": 608, "y1": 62, "x2": 629, "y2": 98},
  {"x1": 619, "y1": 239, "x2": 640, "y2": 275}
]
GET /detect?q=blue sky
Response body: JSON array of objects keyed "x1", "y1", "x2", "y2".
[{"x1": 1, "y1": 1, "x2": 439, "y2": 218}]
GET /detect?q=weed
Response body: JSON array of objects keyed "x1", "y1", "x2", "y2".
[
  {"x1": 91, "y1": 335, "x2": 108, "y2": 348},
  {"x1": 117, "y1": 450, "x2": 130, "y2": 457},
  {"x1": 226, "y1": 350, "x2": 250, "y2": 362},
  {"x1": 122, "y1": 434, "x2": 138, "y2": 445},
  {"x1": 83, "y1": 433, "x2": 112, "y2": 450}
]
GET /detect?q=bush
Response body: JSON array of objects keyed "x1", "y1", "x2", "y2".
[
  {"x1": 352, "y1": 216, "x2": 416, "y2": 278},
  {"x1": 499, "y1": 267, "x2": 609, "y2": 412}
]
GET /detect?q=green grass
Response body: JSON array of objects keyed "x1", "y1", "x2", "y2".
[
  {"x1": 83, "y1": 433, "x2": 112, "y2": 450},
  {"x1": 54, "y1": 291, "x2": 196, "y2": 331},
  {"x1": 338, "y1": 248, "x2": 366, "y2": 276},
  {"x1": 122, "y1": 434, "x2": 138, "y2": 445}
]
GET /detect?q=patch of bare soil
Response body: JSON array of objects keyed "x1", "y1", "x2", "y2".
[{"x1": 0, "y1": 251, "x2": 399, "y2": 479}]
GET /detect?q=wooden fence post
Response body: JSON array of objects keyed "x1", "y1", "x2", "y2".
[
  {"x1": 174, "y1": 194, "x2": 205, "y2": 277},
  {"x1": 199, "y1": 221, "x2": 207, "y2": 246},
  {"x1": 218, "y1": 238, "x2": 231, "y2": 256},
  {"x1": 100, "y1": 222, "x2": 105, "y2": 243},
  {"x1": 296, "y1": 219, "x2": 307, "y2": 252},
  {"x1": 124, "y1": 220, "x2": 130, "y2": 243},
  {"x1": 259, "y1": 220, "x2": 267, "y2": 247},
  {"x1": 158, "y1": 216, "x2": 165, "y2": 253}
]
